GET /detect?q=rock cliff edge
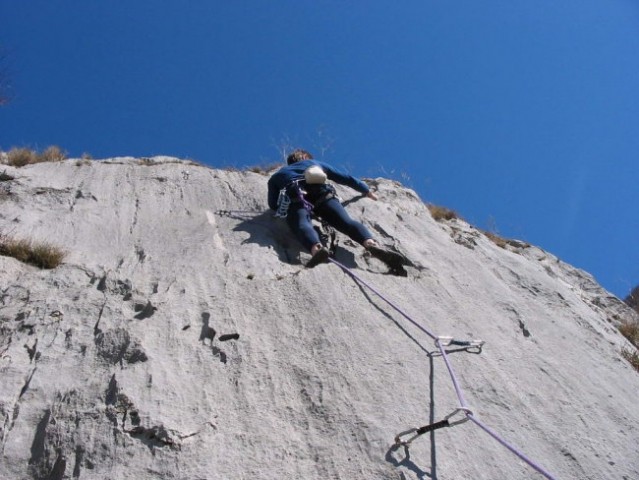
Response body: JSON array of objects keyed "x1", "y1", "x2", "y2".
[{"x1": 1, "y1": 157, "x2": 638, "y2": 479}]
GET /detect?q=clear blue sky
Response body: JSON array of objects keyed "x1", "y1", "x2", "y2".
[{"x1": 2, "y1": 1, "x2": 638, "y2": 299}]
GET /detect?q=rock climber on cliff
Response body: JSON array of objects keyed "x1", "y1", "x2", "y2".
[{"x1": 267, "y1": 148, "x2": 406, "y2": 270}]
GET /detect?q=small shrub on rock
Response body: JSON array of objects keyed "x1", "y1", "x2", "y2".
[
  {"x1": 625, "y1": 285, "x2": 639, "y2": 314},
  {"x1": 246, "y1": 163, "x2": 281, "y2": 175},
  {"x1": 39, "y1": 145, "x2": 66, "y2": 162},
  {"x1": 619, "y1": 321, "x2": 639, "y2": 372},
  {"x1": 484, "y1": 231, "x2": 508, "y2": 249},
  {"x1": 622, "y1": 348, "x2": 639, "y2": 372},
  {"x1": 0, "y1": 232, "x2": 66, "y2": 269},
  {"x1": 6, "y1": 148, "x2": 38, "y2": 167},
  {"x1": 619, "y1": 322, "x2": 639, "y2": 347},
  {"x1": 5, "y1": 146, "x2": 67, "y2": 167},
  {"x1": 427, "y1": 204, "x2": 460, "y2": 221}
]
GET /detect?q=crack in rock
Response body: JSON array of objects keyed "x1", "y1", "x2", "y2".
[
  {"x1": 133, "y1": 301, "x2": 157, "y2": 320},
  {"x1": 126, "y1": 425, "x2": 179, "y2": 452}
]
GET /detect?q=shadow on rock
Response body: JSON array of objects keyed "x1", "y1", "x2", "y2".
[
  {"x1": 385, "y1": 443, "x2": 434, "y2": 480},
  {"x1": 220, "y1": 210, "x2": 305, "y2": 266},
  {"x1": 219, "y1": 208, "x2": 366, "y2": 269}
]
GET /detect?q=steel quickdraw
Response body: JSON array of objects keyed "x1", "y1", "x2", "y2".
[{"x1": 394, "y1": 407, "x2": 473, "y2": 447}]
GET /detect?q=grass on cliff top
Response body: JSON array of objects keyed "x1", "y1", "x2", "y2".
[
  {"x1": 2, "y1": 146, "x2": 67, "y2": 167},
  {"x1": 0, "y1": 232, "x2": 66, "y2": 269},
  {"x1": 427, "y1": 203, "x2": 460, "y2": 221},
  {"x1": 619, "y1": 321, "x2": 639, "y2": 372},
  {"x1": 427, "y1": 203, "x2": 530, "y2": 251}
]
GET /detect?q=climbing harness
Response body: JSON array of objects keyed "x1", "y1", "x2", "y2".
[
  {"x1": 274, "y1": 180, "x2": 339, "y2": 255},
  {"x1": 275, "y1": 179, "x2": 338, "y2": 219},
  {"x1": 274, "y1": 180, "x2": 314, "y2": 218},
  {"x1": 327, "y1": 257, "x2": 559, "y2": 480}
]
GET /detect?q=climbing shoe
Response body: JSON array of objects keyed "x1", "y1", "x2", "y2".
[{"x1": 306, "y1": 247, "x2": 330, "y2": 268}]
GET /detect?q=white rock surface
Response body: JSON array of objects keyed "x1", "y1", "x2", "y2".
[{"x1": 0, "y1": 157, "x2": 638, "y2": 480}]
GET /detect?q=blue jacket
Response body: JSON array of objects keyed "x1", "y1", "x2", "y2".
[{"x1": 267, "y1": 159, "x2": 370, "y2": 210}]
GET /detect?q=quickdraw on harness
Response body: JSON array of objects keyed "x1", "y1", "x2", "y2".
[{"x1": 275, "y1": 179, "x2": 339, "y2": 255}]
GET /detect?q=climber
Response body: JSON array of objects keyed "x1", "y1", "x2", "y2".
[{"x1": 267, "y1": 148, "x2": 406, "y2": 269}]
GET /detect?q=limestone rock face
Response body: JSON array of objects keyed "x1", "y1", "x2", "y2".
[{"x1": 0, "y1": 157, "x2": 638, "y2": 480}]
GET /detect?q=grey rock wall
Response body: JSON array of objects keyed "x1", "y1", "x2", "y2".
[{"x1": 0, "y1": 157, "x2": 637, "y2": 479}]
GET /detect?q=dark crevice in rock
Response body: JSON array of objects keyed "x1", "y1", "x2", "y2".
[
  {"x1": 105, "y1": 374, "x2": 118, "y2": 405},
  {"x1": 135, "y1": 245, "x2": 146, "y2": 263},
  {"x1": 518, "y1": 319, "x2": 531, "y2": 338},
  {"x1": 211, "y1": 346, "x2": 227, "y2": 364},
  {"x1": 24, "y1": 339, "x2": 38, "y2": 361},
  {"x1": 133, "y1": 301, "x2": 156, "y2": 320},
  {"x1": 95, "y1": 328, "x2": 148, "y2": 366},
  {"x1": 126, "y1": 425, "x2": 178, "y2": 451},
  {"x1": 19, "y1": 321, "x2": 36, "y2": 335},
  {"x1": 93, "y1": 299, "x2": 107, "y2": 336},
  {"x1": 29, "y1": 408, "x2": 51, "y2": 467},
  {"x1": 19, "y1": 367, "x2": 37, "y2": 399},
  {"x1": 105, "y1": 376, "x2": 136, "y2": 429},
  {"x1": 72, "y1": 446, "x2": 84, "y2": 478},
  {"x1": 218, "y1": 333, "x2": 239, "y2": 342},
  {"x1": 96, "y1": 274, "x2": 133, "y2": 300},
  {"x1": 47, "y1": 451, "x2": 67, "y2": 480}
]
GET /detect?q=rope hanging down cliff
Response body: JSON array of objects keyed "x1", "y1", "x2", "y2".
[
  {"x1": 327, "y1": 257, "x2": 559, "y2": 480},
  {"x1": 217, "y1": 207, "x2": 559, "y2": 479}
]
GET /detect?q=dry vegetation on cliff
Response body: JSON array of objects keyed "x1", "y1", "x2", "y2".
[
  {"x1": 0, "y1": 231, "x2": 66, "y2": 269},
  {"x1": 2, "y1": 146, "x2": 67, "y2": 167}
]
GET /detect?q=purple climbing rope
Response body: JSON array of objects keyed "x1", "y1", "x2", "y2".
[
  {"x1": 327, "y1": 257, "x2": 559, "y2": 480},
  {"x1": 467, "y1": 415, "x2": 559, "y2": 480},
  {"x1": 436, "y1": 339, "x2": 470, "y2": 409},
  {"x1": 328, "y1": 258, "x2": 438, "y2": 341}
]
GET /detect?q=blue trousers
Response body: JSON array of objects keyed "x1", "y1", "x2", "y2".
[{"x1": 286, "y1": 197, "x2": 373, "y2": 251}]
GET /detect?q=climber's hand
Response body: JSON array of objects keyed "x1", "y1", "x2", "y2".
[{"x1": 367, "y1": 191, "x2": 378, "y2": 201}]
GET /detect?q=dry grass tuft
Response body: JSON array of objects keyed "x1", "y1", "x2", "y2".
[
  {"x1": 625, "y1": 286, "x2": 639, "y2": 314},
  {"x1": 619, "y1": 321, "x2": 639, "y2": 372},
  {"x1": 427, "y1": 204, "x2": 460, "y2": 222},
  {"x1": 6, "y1": 148, "x2": 38, "y2": 167},
  {"x1": 0, "y1": 232, "x2": 66, "y2": 269},
  {"x1": 39, "y1": 145, "x2": 66, "y2": 162},
  {"x1": 246, "y1": 163, "x2": 281, "y2": 175},
  {"x1": 0, "y1": 169, "x2": 14, "y2": 181},
  {"x1": 619, "y1": 322, "x2": 639, "y2": 346},
  {"x1": 184, "y1": 159, "x2": 203, "y2": 167},
  {"x1": 137, "y1": 158, "x2": 156, "y2": 166},
  {"x1": 622, "y1": 348, "x2": 639, "y2": 372},
  {"x1": 4, "y1": 146, "x2": 67, "y2": 167},
  {"x1": 484, "y1": 231, "x2": 508, "y2": 249}
]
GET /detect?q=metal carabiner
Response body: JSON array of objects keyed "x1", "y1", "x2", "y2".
[
  {"x1": 436, "y1": 336, "x2": 485, "y2": 350},
  {"x1": 436, "y1": 336, "x2": 454, "y2": 347},
  {"x1": 394, "y1": 427, "x2": 421, "y2": 447},
  {"x1": 444, "y1": 407, "x2": 473, "y2": 427}
]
